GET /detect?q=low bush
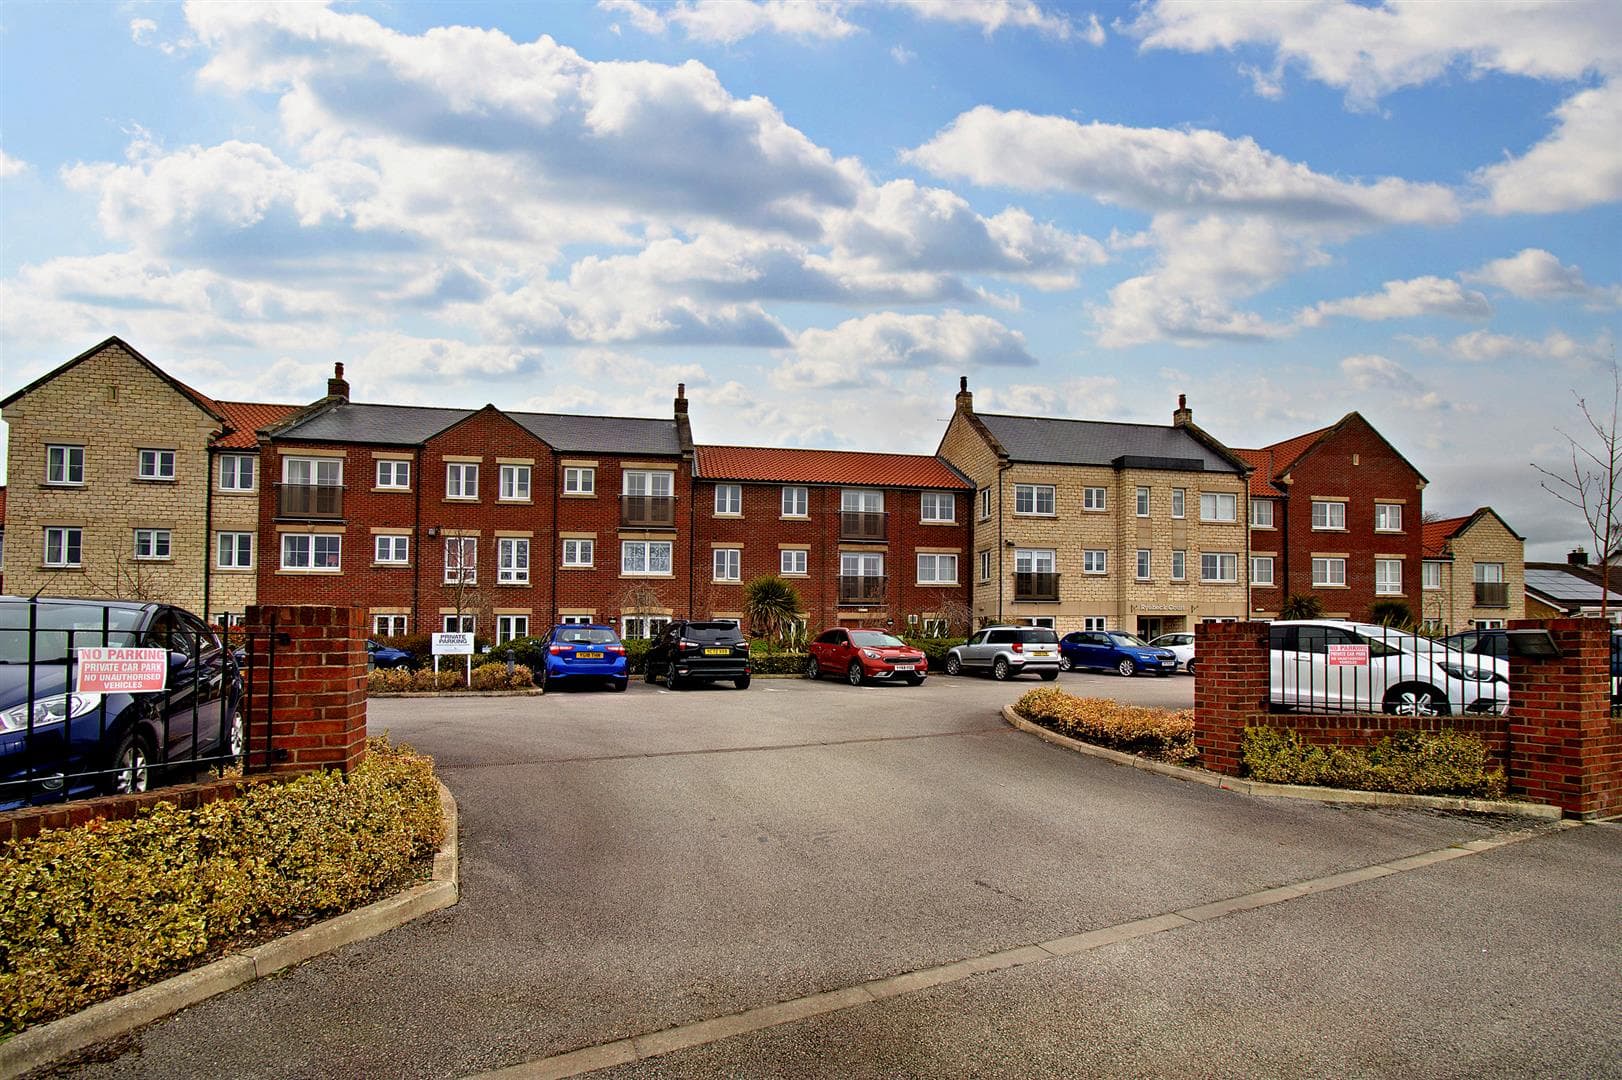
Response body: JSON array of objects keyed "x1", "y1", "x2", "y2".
[
  {"x1": 368, "y1": 667, "x2": 417, "y2": 693},
  {"x1": 470, "y1": 662, "x2": 534, "y2": 690},
  {"x1": 623, "y1": 637, "x2": 652, "y2": 674},
  {"x1": 411, "y1": 668, "x2": 465, "y2": 692},
  {"x1": 900, "y1": 636, "x2": 967, "y2": 669},
  {"x1": 0, "y1": 737, "x2": 444, "y2": 1036},
  {"x1": 1240, "y1": 726, "x2": 1506, "y2": 798},
  {"x1": 752, "y1": 651, "x2": 809, "y2": 676},
  {"x1": 1013, "y1": 688, "x2": 1197, "y2": 763}
]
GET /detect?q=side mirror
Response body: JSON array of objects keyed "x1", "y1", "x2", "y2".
[{"x1": 169, "y1": 651, "x2": 191, "y2": 669}]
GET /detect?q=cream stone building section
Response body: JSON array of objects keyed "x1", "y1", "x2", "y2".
[
  {"x1": 1420, "y1": 507, "x2": 1526, "y2": 631},
  {"x1": 937, "y1": 380, "x2": 1252, "y2": 636}
]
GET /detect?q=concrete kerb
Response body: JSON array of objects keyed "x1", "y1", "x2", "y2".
[
  {"x1": 0, "y1": 781, "x2": 460, "y2": 1080},
  {"x1": 1001, "y1": 705, "x2": 1563, "y2": 820}
]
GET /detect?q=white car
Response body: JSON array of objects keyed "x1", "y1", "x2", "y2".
[
  {"x1": 1269, "y1": 620, "x2": 1506, "y2": 717},
  {"x1": 1149, "y1": 632, "x2": 1196, "y2": 675}
]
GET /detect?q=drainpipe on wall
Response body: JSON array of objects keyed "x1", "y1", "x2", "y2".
[
  {"x1": 412, "y1": 446, "x2": 423, "y2": 634},
  {"x1": 551, "y1": 457, "x2": 560, "y2": 627},
  {"x1": 203, "y1": 447, "x2": 214, "y2": 621},
  {"x1": 996, "y1": 463, "x2": 1006, "y2": 623}
]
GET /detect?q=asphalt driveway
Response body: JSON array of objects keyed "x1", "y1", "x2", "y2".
[{"x1": 45, "y1": 674, "x2": 1619, "y2": 1079}]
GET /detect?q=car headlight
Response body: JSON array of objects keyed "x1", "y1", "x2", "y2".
[
  {"x1": 862, "y1": 649, "x2": 880, "y2": 659},
  {"x1": 0, "y1": 692, "x2": 105, "y2": 733},
  {"x1": 1439, "y1": 662, "x2": 1493, "y2": 682}
]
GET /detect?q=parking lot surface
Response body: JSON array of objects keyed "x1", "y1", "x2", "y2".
[{"x1": 52, "y1": 673, "x2": 1618, "y2": 1079}]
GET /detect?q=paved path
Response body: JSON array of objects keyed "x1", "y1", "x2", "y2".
[{"x1": 49, "y1": 675, "x2": 1619, "y2": 1078}]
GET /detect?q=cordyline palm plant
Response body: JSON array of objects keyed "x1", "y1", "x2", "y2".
[{"x1": 743, "y1": 575, "x2": 803, "y2": 644}]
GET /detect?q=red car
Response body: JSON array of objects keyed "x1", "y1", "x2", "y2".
[{"x1": 807, "y1": 627, "x2": 928, "y2": 686}]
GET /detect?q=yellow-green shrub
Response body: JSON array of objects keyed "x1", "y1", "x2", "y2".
[
  {"x1": 469, "y1": 662, "x2": 534, "y2": 690},
  {"x1": 0, "y1": 737, "x2": 444, "y2": 1036},
  {"x1": 411, "y1": 668, "x2": 464, "y2": 692},
  {"x1": 1241, "y1": 727, "x2": 1506, "y2": 798},
  {"x1": 368, "y1": 667, "x2": 416, "y2": 693},
  {"x1": 1014, "y1": 688, "x2": 1197, "y2": 763}
]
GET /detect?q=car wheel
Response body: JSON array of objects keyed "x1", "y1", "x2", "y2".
[
  {"x1": 992, "y1": 658, "x2": 1011, "y2": 681},
  {"x1": 226, "y1": 711, "x2": 246, "y2": 760},
  {"x1": 1058, "y1": 655, "x2": 1072, "y2": 672},
  {"x1": 807, "y1": 657, "x2": 820, "y2": 680},
  {"x1": 1117, "y1": 658, "x2": 1136, "y2": 678},
  {"x1": 847, "y1": 662, "x2": 864, "y2": 687},
  {"x1": 906, "y1": 674, "x2": 925, "y2": 687},
  {"x1": 1384, "y1": 683, "x2": 1448, "y2": 717},
  {"x1": 644, "y1": 664, "x2": 658, "y2": 684},
  {"x1": 944, "y1": 654, "x2": 962, "y2": 676},
  {"x1": 1039, "y1": 670, "x2": 1058, "y2": 682},
  {"x1": 111, "y1": 730, "x2": 154, "y2": 795},
  {"x1": 1184, "y1": 659, "x2": 1197, "y2": 677},
  {"x1": 611, "y1": 678, "x2": 628, "y2": 692},
  {"x1": 666, "y1": 667, "x2": 683, "y2": 690},
  {"x1": 734, "y1": 675, "x2": 752, "y2": 690}
]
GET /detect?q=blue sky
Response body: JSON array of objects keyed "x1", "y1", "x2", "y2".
[{"x1": 1, "y1": 0, "x2": 1617, "y2": 558}]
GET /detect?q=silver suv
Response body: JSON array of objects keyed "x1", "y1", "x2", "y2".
[{"x1": 944, "y1": 626, "x2": 1061, "y2": 681}]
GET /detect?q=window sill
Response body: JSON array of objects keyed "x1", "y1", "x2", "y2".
[
  {"x1": 496, "y1": 581, "x2": 531, "y2": 587},
  {"x1": 1200, "y1": 519, "x2": 1239, "y2": 525},
  {"x1": 1375, "y1": 592, "x2": 1406, "y2": 598},
  {"x1": 620, "y1": 573, "x2": 676, "y2": 579},
  {"x1": 276, "y1": 568, "x2": 341, "y2": 575},
  {"x1": 216, "y1": 489, "x2": 258, "y2": 497},
  {"x1": 713, "y1": 513, "x2": 743, "y2": 520},
  {"x1": 920, "y1": 519, "x2": 957, "y2": 526},
  {"x1": 780, "y1": 514, "x2": 810, "y2": 521},
  {"x1": 1311, "y1": 583, "x2": 1349, "y2": 589},
  {"x1": 1015, "y1": 512, "x2": 1059, "y2": 519},
  {"x1": 443, "y1": 498, "x2": 480, "y2": 504},
  {"x1": 1311, "y1": 527, "x2": 1348, "y2": 533},
  {"x1": 1200, "y1": 580, "x2": 1239, "y2": 586},
  {"x1": 711, "y1": 578, "x2": 742, "y2": 585},
  {"x1": 1250, "y1": 524, "x2": 1275, "y2": 530},
  {"x1": 41, "y1": 483, "x2": 86, "y2": 490},
  {"x1": 214, "y1": 566, "x2": 256, "y2": 574},
  {"x1": 497, "y1": 499, "x2": 533, "y2": 505},
  {"x1": 372, "y1": 562, "x2": 411, "y2": 569},
  {"x1": 372, "y1": 487, "x2": 412, "y2": 494},
  {"x1": 560, "y1": 565, "x2": 596, "y2": 571},
  {"x1": 917, "y1": 581, "x2": 960, "y2": 588},
  {"x1": 40, "y1": 565, "x2": 84, "y2": 572},
  {"x1": 561, "y1": 492, "x2": 597, "y2": 499},
  {"x1": 134, "y1": 477, "x2": 177, "y2": 484},
  {"x1": 132, "y1": 557, "x2": 172, "y2": 563},
  {"x1": 781, "y1": 572, "x2": 810, "y2": 578}
]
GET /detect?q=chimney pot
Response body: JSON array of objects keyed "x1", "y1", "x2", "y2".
[
  {"x1": 1568, "y1": 547, "x2": 1590, "y2": 566},
  {"x1": 1173, "y1": 393, "x2": 1192, "y2": 427},
  {"x1": 326, "y1": 361, "x2": 350, "y2": 402},
  {"x1": 954, "y1": 376, "x2": 973, "y2": 414},
  {"x1": 674, "y1": 383, "x2": 688, "y2": 416}
]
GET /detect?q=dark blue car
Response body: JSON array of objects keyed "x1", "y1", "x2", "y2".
[
  {"x1": 367, "y1": 639, "x2": 415, "y2": 670},
  {"x1": 0, "y1": 597, "x2": 244, "y2": 809},
  {"x1": 540, "y1": 624, "x2": 629, "y2": 692},
  {"x1": 1059, "y1": 630, "x2": 1179, "y2": 677}
]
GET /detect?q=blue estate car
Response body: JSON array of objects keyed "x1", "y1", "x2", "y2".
[
  {"x1": 367, "y1": 639, "x2": 415, "y2": 670},
  {"x1": 539, "y1": 624, "x2": 629, "y2": 692},
  {"x1": 1059, "y1": 630, "x2": 1179, "y2": 677},
  {"x1": 0, "y1": 596, "x2": 244, "y2": 808}
]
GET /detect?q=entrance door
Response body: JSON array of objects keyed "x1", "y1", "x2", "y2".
[{"x1": 1137, "y1": 617, "x2": 1165, "y2": 641}]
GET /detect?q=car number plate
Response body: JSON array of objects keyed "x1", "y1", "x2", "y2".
[
  {"x1": 703, "y1": 648, "x2": 731, "y2": 656},
  {"x1": 577, "y1": 651, "x2": 604, "y2": 659},
  {"x1": 1030, "y1": 649, "x2": 1053, "y2": 657},
  {"x1": 893, "y1": 663, "x2": 915, "y2": 671}
]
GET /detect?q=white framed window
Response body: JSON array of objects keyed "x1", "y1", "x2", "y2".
[
  {"x1": 921, "y1": 492, "x2": 956, "y2": 523},
  {"x1": 1171, "y1": 488, "x2": 1185, "y2": 519},
  {"x1": 1082, "y1": 616, "x2": 1108, "y2": 632},
  {"x1": 281, "y1": 533, "x2": 341, "y2": 571},
  {"x1": 1374, "y1": 503, "x2": 1403, "y2": 532},
  {"x1": 133, "y1": 529, "x2": 171, "y2": 560},
  {"x1": 560, "y1": 614, "x2": 594, "y2": 626},
  {"x1": 283, "y1": 456, "x2": 342, "y2": 486},
  {"x1": 978, "y1": 486, "x2": 992, "y2": 520},
  {"x1": 780, "y1": 549, "x2": 808, "y2": 575},
  {"x1": 1082, "y1": 550, "x2": 1107, "y2": 575},
  {"x1": 1135, "y1": 549, "x2": 1151, "y2": 580},
  {"x1": 499, "y1": 465, "x2": 531, "y2": 502},
  {"x1": 1473, "y1": 562, "x2": 1504, "y2": 583},
  {"x1": 496, "y1": 615, "x2": 530, "y2": 644},
  {"x1": 713, "y1": 548, "x2": 742, "y2": 581},
  {"x1": 443, "y1": 614, "x2": 475, "y2": 634},
  {"x1": 715, "y1": 484, "x2": 742, "y2": 515},
  {"x1": 219, "y1": 454, "x2": 256, "y2": 491},
  {"x1": 1015, "y1": 484, "x2": 1057, "y2": 515},
  {"x1": 1135, "y1": 487, "x2": 1150, "y2": 517},
  {"x1": 374, "y1": 535, "x2": 409, "y2": 564},
  {"x1": 841, "y1": 552, "x2": 884, "y2": 580},
  {"x1": 373, "y1": 615, "x2": 408, "y2": 637},
  {"x1": 1251, "y1": 499, "x2": 1274, "y2": 528},
  {"x1": 1015, "y1": 549, "x2": 1056, "y2": 574},
  {"x1": 1311, "y1": 501, "x2": 1345, "y2": 530},
  {"x1": 1082, "y1": 487, "x2": 1106, "y2": 511},
  {"x1": 217, "y1": 532, "x2": 253, "y2": 569},
  {"x1": 622, "y1": 540, "x2": 673, "y2": 575},
  {"x1": 1251, "y1": 556, "x2": 1274, "y2": 586},
  {"x1": 137, "y1": 449, "x2": 176, "y2": 480},
  {"x1": 1473, "y1": 618, "x2": 1506, "y2": 630},
  {"x1": 563, "y1": 467, "x2": 595, "y2": 495},
  {"x1": 1201, "y1": 552, "x2": 1239, "y2": 583},
  {"x1": 623, "y1": 470, "x2": 674, "y2": 497},
  {"x1": 444, "y1": 537, "x2": 477, "y2": 584},
  {"x1": 917, "y1": 553, "x2": 958, "y2": 585},
  {"x1": 47, "y1": 445, "x2": 85, "y2": 486},
  {"x1": 1422, "y1": 561, "x2": 1443, "y2": 591},
  {"x1": 446, "y1": 462, "x2": 479, "y2": 500},
  {"x1": 621, "y1": 615, "x2": 671, "y2": 639},
  {"x1": 781, "y1": 485, "x2": 808, "y2": 517},
  {"x1": 1021, "y1": 616, "x2": 1056, "y2": 629},
  {"x1": 1375, "y1": 559, "x2": 1402, "y2": 595},
  {"x1": 376, "y1": 459, "x2": 411, "y2": 490},
  {"x1": 1200, "y1": 492, "x2": 1237, "y2": 522},
  {"x1": 1171, "y1": 549, "x2": 1186, "y2": 581},
  {"x1": 979, "y1": 550, "x2": 992, "y2": 582},
  {"x1": 1312, "y1": 557, "x2": 1347, "y2": 587},
  {"x1": 562, "y1": 539, "x2": 594, "y2": 567},
  {"x1": 841, "y1": 489, "x2": 884, "y2": 512},
  {"x1": 498, "y1": 538, "x2": 530, "y2": 584}
]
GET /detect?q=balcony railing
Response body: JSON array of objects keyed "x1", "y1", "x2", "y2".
[
  {"x1": 1014, "y1": 572, "x2": 1060, "y2": 602},
  {"x1": 276, "y1": 483, "x2": 344, "y2": 519},
  {"x1": 839, "y1": 511, "x2": 888, "y2": 542},
  {"x1": 620, "y1": 494, "x2": 677, "y2": 528},
  {"x1": 838, "y1": 575, "x2": 887, "y2": 605},
  {"x1": 1474, "y1": 581, "x2": 1508, "y2": 608}
]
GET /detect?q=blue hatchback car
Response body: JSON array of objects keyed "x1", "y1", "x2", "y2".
[
  {"x1": 540, "y1": 624, "x2": 629, "y2": 692},
  {"x1": 367, "y1": 639, "x2": 415, "y2": 670},
  {"x1": 1059, "y1": 630, "x2": 1179, "y2": 677}
]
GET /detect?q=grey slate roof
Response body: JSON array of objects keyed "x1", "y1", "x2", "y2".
[
  {"x1": 274, "y1": 402, "x2": 681, "y2": 455},
  {"x1": 977, "y1": 413, "x2": 1241, "y2": 472},
  {"x1": 1524, "y1": 567, "x2": 1622, "y2": 603}
]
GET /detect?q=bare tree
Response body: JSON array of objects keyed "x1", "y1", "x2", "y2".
[
  {"x1": 1533, "y1": 359, "x2": 1620, "y2": 619},
  {"x1": 443, "y1": 536, "x2": 484, "y2": 636},
  {"x1": 83, "y1": 553, "x2": 172, "y2": 604},
  {"x1": 920, "y1": 591, "x2": 974, "y2": 637}
]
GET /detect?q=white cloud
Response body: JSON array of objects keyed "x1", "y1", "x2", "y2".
[
  {"x1": 773, "y1": 310, "x2": 1036, "y2": 389},
  {"x1": 599, "y1": 0, "x2": 859, "y2": 44},
  {"x1": 1338, "y1": 354, "x2": 1446, "y2": 411},
  {"x1": 1473, "y1": 81, "x2": 1622, "y2": 215},
  {"x1": 893, "y1": 0, "x2": 1082, "y2": 41},
  {"x1": 1411, "y1": 327, "x2": 1614, "y2": 365},
  {"x1": 0, "y1": 150, "x2": 28, "y2": 178},
  {"x1": 1300, "y1": 276, "x2": 1491, "y2": 326},
  {"x1": 130, "y1": 18, "x2": 158, "y2": 44},
  {"x1": 1463, "y1": 248, "x2": 1622, "y2": 308},
  {"x1": 891, "y1": 45, "x2": 916, "y2": 64}
]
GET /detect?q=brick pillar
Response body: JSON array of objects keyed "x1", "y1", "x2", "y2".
[
  {"x1": 1194, "y1": 621, "x2": 1272, "y2": 775},
  {"x1": 243, "y1": 604, "x2": 368, "y2": 775},
  {"x1": 1507, "y1": 619, "x2": 1619, "y2": 818}
]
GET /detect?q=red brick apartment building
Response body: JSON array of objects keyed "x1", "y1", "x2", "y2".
[
  {"x1": 691, "y1": 446, "x2": 972, "y2": 634},
  {"x1": 1235, "y1": 413, "x2": 1426, "y2": 622}
]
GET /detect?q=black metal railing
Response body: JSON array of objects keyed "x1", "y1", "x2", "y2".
[
  {"x1": 1014, "y1": 572, "x2": 1060, "y2": 601},
  {"x1": 1264, "y1": 624, "x2": 1509, "y2": 717},
  {"x1": 620, "y1": 494, "x2": 676, "y2": 528},
  {"x1": 276, "y1": 483, "x2": 345, "y2": 519},
  {"x1": 0, "y1": 599, "x2": 261, "y2": 810},
  {"x1": 839, "y1": 511, "x2": 887, "y2": 541},
  {"x1": 838, "y1": 575, "x2": 887, "y2": 605},
  {"x1": 1474, "y1": 581, "x2": 1508, "y2": 608}
]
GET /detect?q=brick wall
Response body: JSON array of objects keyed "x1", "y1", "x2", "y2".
[
  {"x1": 242, "y1": 604, "x2": 368, "y2": 774},
  {"x1": 0, "y1": 775, "x2": 264, "y2": 846}
]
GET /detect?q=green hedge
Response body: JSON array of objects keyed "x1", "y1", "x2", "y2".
[
  {"x1": 1014, "y1": 687, "x2": 1197, "y2": 763},
  {"x1": 0, "y1": 738, "x2": 445, "y2": 1036},
  {"x1": 1240, "y1": 727, "x2": 1506, "y2": 798}
]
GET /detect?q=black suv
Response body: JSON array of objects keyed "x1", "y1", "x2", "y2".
[{"x1": 645, "y1": 620, "x2": 752, "y2": 690}]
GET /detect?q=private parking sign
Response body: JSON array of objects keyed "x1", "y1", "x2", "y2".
[
  {"x1": 75, "y1": 647, "x2": 169, "y2": 693},
  {"x1": 1327, "y1": 644, "x2": 1370, "y2": 667}
]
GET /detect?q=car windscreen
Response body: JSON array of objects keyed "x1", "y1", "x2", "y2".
[
  {"x1": 683, "y1": 623, "x2": 744, "y2": 643},
  {"x1": 1108, "y1": 632, "x2": 1149, "y2": 648},
  {"x1": 1016, "y1": 629, "x2": 1058, "y2": 645},
  {"x1": 851, "y1": 632, "x2": 906, "y2": 648},
  {"x1": 557, "y1": 628, "x2": 619, "y2": 645},
  {"x1": 0, "y1": 603, "x2": 144, "y2": 663}
]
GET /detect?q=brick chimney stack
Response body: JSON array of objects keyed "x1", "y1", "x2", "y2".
[
  {"x1": 1569, "y1": 547, "x2": 1590, "y2": 566},
  {"x1": 674, "y1": 382, "x2": 688, "y2": 416},
  {"x1": 1173, "y1": 393, "x2": 1192, "y2": 427},
  {"x1": 955, "y1": 375, "x2": 973, "y2": 414},
  {"x1": 327, "y1": 362, "x2": 349, "y2": 401}
]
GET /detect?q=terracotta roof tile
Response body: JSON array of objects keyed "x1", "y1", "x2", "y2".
[
  {"x1": 1233, "y1": 448, "x2": 1281, "y2": 497},
  {"x1": 213, "y1": 401, "x2": 302, "y2": 450},
  {"x1": 1232, "y1": 425, "x2": 1335, "y2": 497},
  {"x1": 695, "y1": 445, "x2": 970, "y2": 489},
  {"x1": 1421, "y1": 515, "x2": 1471, "y2": 558}
]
